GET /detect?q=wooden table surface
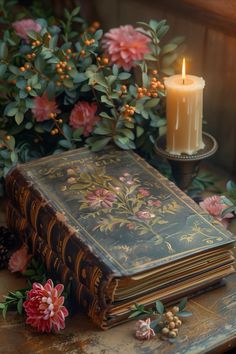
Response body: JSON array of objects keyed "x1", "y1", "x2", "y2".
[{"x1": 0, "y1": 164, "x2": 236, "y2": 354}]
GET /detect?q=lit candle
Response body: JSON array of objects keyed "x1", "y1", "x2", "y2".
[{"x1": 164, "y1": 59, "x2": 205, "y2": 155}]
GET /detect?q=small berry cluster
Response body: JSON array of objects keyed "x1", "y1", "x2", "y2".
[
  {"x1": 48, "y1": 113, "x2": 63, "y2": 135},
  {"x1": 55, "y1": 55, "x2": 73, "y2": 87},
  {"x1": 137, "y1": 70, "x2": 164, "y2": 99},
  {"x1": 88, "y1": 21, "x2": 100, "y2": 34},
  {"x1": 160, "y1": 306, "x2": 182, "y2": 339},
  {"x1": 122, "y1": 104, "x2": 135, "y2": 123},
  {"x1": 84, "y1": 38, "x2": 95, "y2": 46},
  {"x1": 96, "y1": 56, "x2": 109, "y2": 66}
]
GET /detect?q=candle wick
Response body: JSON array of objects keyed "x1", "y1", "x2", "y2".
[{"x1": 182, "y1": 78, "x2": 185, "y2": 85}]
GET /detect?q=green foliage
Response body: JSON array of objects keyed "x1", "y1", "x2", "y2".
[
  {"x1": 0, "y1": 5, "x2": 184, "y2": 194},
  {"x1": 222, "y1": 180, "x2": 236, "y2": 217}
]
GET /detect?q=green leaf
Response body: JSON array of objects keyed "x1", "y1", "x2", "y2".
[
  {"x1": 62, "y1": 124, "x2": 72, "y2": 139},
  {"x1": 10, "y1": 151, "x2": 18, "y2": 163},
  {"x1": 136, "y1": 126, "x2": 144, "y2": 137},
  {"x1": 178, "y1": 297, "x2": 188, "y2": 311},
  {"x1": 15, "y1": 291, "x2": 22, "y2": 299},
  {"x1": 155, "y1": 300, "x2": 164, "y2": 314},
  {"x1": 128, "y1": 310, "x2": 141, "y2": 318},
  {"x1": 0, "y1": 41, "x2": 8, "y2": 60},
  {"x1": 144, "y1": 53, "x2": 158, "y2": 61},
  {"x1": 17, "y1": 298, "x2": 23, "y2": 315},
  {"x1": 101, "y1": 95, "x2": 113, "y2": 107},
  {"x1": 58, "y1": 139, "x2": 73, "y2": 149},
  {"x1": 2, "y1": 304, "x2": 8, "y2": 319},
  {"x1": 177, "y1": 311, "x2": 192, "y2": 317},
  {"x1": 171, "y1": 36, "x2": 185, "y2": 45},
  {"x1": 71, "y1": 6, "x2": 80, "y2": 16},
  {"x1": 90, "y1": 137, "x2": 111, "y2": 151},
  {"x1": 118, "y1": 72, "x2": 131, "y2": 80},
  {"x1": 15, "y1": 112, "x2": 24, "y2": 125},
  {"x1": 157, "y1": 25, "x2": 169, "y2": 39},
  {"x1": 112, "y1": 64, "x2": 119, "y2": 76},
  {"x1": 99, "y1": 112, "x2": 113, "y2": 119},
  {"x1": 162, "y1": 53, "x2": 178, "y2": 67},
  {"x1": 0, "y1": 64, "x2": 7, "y2": 78},
  {"x1": 150, "y1": 317, "x2": 162, "y2": 328},
  {"x1": 34, "y1": 55, "x2": 46, "y2": 72},
  {"x1": 22, "y1": 269, "x2": 35, "y2": 276},
  {"x1": 72, "y1": 127, "x2": 83, "y2": 139},
  {"x1": 144, "y1": 98, "x2": 160, "y2": 109},
  {"x1": 5, "y1": 136, "x2": 15, "y2": 150},
  {"x1": 161, "y1": 43, "x2": 178, "y2": 55},
  {"x1": 0, "y1": 303, "x2": 5, "y2": 309},
  {"x1": 94, "y1": 29, "x2": 103, "y2": 40},
  {"x1": 222, "y1": 206, "x2": 235, "y2": 218}
]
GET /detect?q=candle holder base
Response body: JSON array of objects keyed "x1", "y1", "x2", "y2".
[{"x1": 154, "y1": 132, "x2": 218, "y2": 191}]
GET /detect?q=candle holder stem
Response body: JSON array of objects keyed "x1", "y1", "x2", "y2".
[{"x1": 155, "y1": 132, "x2": 218, "y2": 191}]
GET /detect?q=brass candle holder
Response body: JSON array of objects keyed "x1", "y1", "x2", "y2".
[{"x1": 154, "y1": 132, "x2": 218, "y2": 191}]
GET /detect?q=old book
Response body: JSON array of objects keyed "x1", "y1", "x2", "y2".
[{"x1": 5, "y1": 147, "x2": 235, "y2": 328}]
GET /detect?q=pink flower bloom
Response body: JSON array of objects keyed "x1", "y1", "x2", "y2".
[
  {"x1": 102, "y1": 25, "x2": 150, "y2": 71},
  {"x1": 8, "y1": 245, "x2": 31, "y2": 273},
  {"x1": 138, "y1": 188, "x2": 150, "y2": 197},
  {"x1": 32, "y1": 94, "x2": 60, "y2": 122},
  {"x1": 12, "y1": 19, "x2": 41, "y2": 43},
  {"x1": 23, "y1": 279, "x2": 68, "y2": 333},
  {"x1": 136, "y1": 211, "x2": 155, "y2": 220},
  {"x1": 135, "y1": 318, "x2": 155, "y2": 340},
  {"x1": 147, "y1": 200, "x2": 162, "y2": 207},
  {"x1": 69, "y1": 101, "x2": 100, "y2": 137},
  {"x1": 86, "y1": 188, "x2": 117, "y2": 209},
  {"x1": 199, "y1": 195, "x2": 234, "y2": 228}
]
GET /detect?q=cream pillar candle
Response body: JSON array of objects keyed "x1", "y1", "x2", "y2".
[{"x1": 164, "y1": 59, "x2": 205, "y2": 155}]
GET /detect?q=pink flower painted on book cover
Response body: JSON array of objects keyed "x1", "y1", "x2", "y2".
[
  {"x1": 102, "y1": 25, "x2": 151, "y2": 71},
  {"x1": 23, "y1": 279, "x2": 68, "y2": 333},
  {"x1": 86, "y1": 188, "x2": 117, "y2": 209},
  {"x1": 135, "y1": 318, "x2": 155, "y2": 340},
  {"x1": 12, "y1": 19, "x2": 41, "y2": 43},
  {"x1": 8, "y1": 245, "x2": 31, "y2": 273}
]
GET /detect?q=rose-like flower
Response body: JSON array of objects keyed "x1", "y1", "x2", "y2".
[
  {"x1": 86, "y1": 188, "x2": 117, "y2": 209},
  {"x1": 32, "y1": 94, "x2": 60, "y2": 122},
  {"x1": 12, "y1": 19, "x2": 41, "y2": 43},
  {"x1": 138, "y1": 188, "x2": 150, "y2": 197},
  {"x1": 136, "y1": 211, "x2": 155, "y2": 219},
  {"x1": 8, "y1": 245, "x2": 31, "y2": 273},
  {"x1": 135, "y1": 318, "x2": 155, "y2": 340},
  {"x1": 199, "y1": 195, "x2": 234, "y2": 228},
  {"x1": 23, "y1": 279, "x2": 68, "y2": 333},
  {"x1": 147, "y1": 200, "x2": 161, "y2": 207},
  {"x1": 69, "y1": 101, "x2": 99, "y2": 137},
  {"x1": 102, "y1": 25, "x2": 150, "y2": 71}
]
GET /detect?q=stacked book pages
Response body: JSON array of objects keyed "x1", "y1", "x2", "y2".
[{"x1": 6, "y1": 147, "x2": 235, "y2": 329}]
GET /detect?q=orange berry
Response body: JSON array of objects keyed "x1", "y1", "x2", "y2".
[
  {"x1": 67, "y1": 66, "x2": 72, "y2": 71},
  {"x1": 103, "y1": 58, "x2": 109, "y2": 65},
  {"x1": 48, "y1": 113, "x2": 55, "y2": 119},
  {"x1": 56, "y1": 81, "x2": 62, "y2": 87},
  {"x1": 90, "y1": 39, "x2": 95, "y2": 44},
  {"x1": 56, "y1": 63, "x2": 61, "y2": 69},
  {"x1": 57, "y1": 68, "x2": 63, "y2": 74},
  {"x1": 65, "y1": 74, "x2": 69, "y2": 79},
  {"x1": 32, "y1": 41, "x2": 36, "y2": 46},
  {"x1": 35, "y1": 40, "x2": 41, "y2": 46},
  {"x1": 60, "y1": 75, "x2": 65, "y2": 80},
  {"x1": 31, "y1": 53, "x2": 36, "y2": 58},
  {"x1": 89, "y1": 26, "x2": 96, "y2": 33},
  {"x1": 26, "y1": 54, "x2": 32, "y2": 59},
  {"x1": 97, "y1": 56, "x2": 101, "y2": 62},
  {"x1": 26, "y1": 86, "x2": 32, "y2": 92},
  {"x1": 93, "y1": 21, "x2": 100, "y2": 29},
  {"x1": 84, "y1": 39, "x2": 90, "y2": 46},
  {"x1": 58, "y1": 118, "x2": 63, "y2": 124},
  {"x1": 80, "y1": 50, "x2": 86, "y2": 56},
  {"x1": 137, "y1": 93, "x2": 143, "y2": 99},
  {"x1": 4, "y1": 135, "x2": 11, "y2": 141},
  {"x1": 47, "y1": 34, "x2": 52, "y2": 40},
  {"x1": 24, "y1": 63, "x2": 31, "y2": 69},
  {"x1": 146, "y1": 91, "x2": 151, "y2": 97},
  {"x1": 152, "y1": 92, "x2": 158, "y2": 97},
  {"x1": 51, "y1": 130, "x2": 55, "y2": 136},
  {"x1": 54, "y1": 128, "x2": 59, "y2": 134},
  {"x1": 20, "y1": 66, "x2": 25, "y2": 72},
  {"x1": 121, "y1": 85, "x2": 127, "y2": 92},
  {"x1": 72, "y1": 53, "x2": 76, "y2": 58},
  {"x1": 66, "y1": 49, "x2": 72, "y2": 54},
  {"x1": 152, "y1": 70, "x2": 158, "y2": 75},
  {"x1": 65, "y1": 55, "x2": 70, "y2": 60}
]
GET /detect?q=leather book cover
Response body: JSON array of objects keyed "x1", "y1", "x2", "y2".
[{"x1": 5, "y1": 147, "x2": 235, "y2": 279}]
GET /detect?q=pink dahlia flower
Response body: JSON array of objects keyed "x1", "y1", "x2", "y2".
[
  {"x1": 12, "y1": 19, "x2": 41, "y2": 43},
  {"x1": 23, "y1": 279, "x2": 68, "y2": 333},
  {"x1": 102, "y1": 25, "x2": 150, "y2": 71},
  {"x1": 199, "y1": 195, "x2": 234, "y2": 228},
  {"x1": 32, "y1": 94, "x2": 60, "y2": 122},
  {"x1": 86, "y1": 188, "x2": 117, "y2": 209},
  {"x1": 147, "y1": 200, "x2": 162, "y2": 207},
  {"x1": 69, "y1": 101, "x2": 100, "y2": 137},
  {"x1": 8, "y1": 245, "x2": 31, "y2": 273},
  {"x1": 135, "y1": 318, "x2": 155, "y2": 340}
]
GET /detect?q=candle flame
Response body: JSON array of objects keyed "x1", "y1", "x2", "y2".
[{"x1": 182, "y1": 58, "x2": 186, "y2": 83}]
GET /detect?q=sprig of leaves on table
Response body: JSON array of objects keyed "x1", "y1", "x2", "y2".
[{"x1": 129, "y1": 297, "x2": 192, "y2": 342}]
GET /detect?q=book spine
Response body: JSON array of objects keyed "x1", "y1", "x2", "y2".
[
  {"x1": 6, "y1": 203, "x2": 110, "y2": 329},
  {"x1": 5, "y1": 167, "x2": 112, "y2": 300}
]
